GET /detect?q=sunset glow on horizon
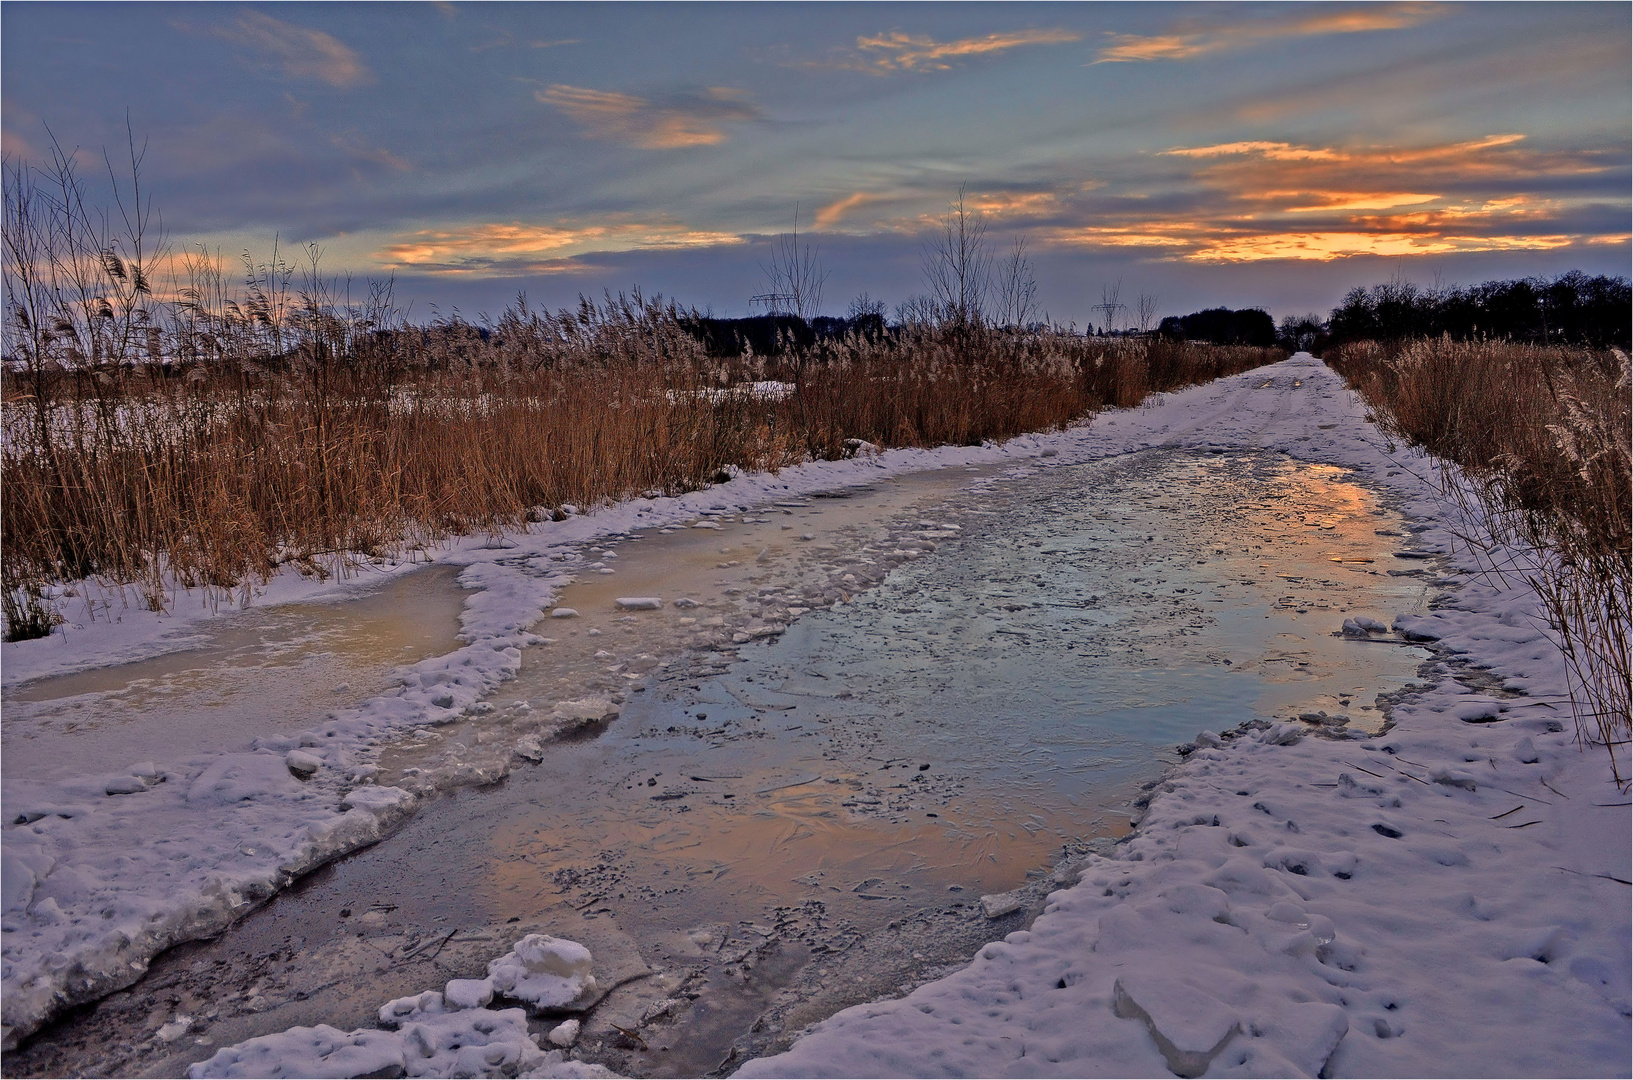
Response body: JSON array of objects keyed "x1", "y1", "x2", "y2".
[{"x1": 3, "y1": 2, "x2": 1626, "y2": 322}]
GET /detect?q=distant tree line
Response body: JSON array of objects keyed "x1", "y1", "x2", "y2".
[
  {"x1": 679, "y1": 313, "x2": 887, "y2": 357},
  {"x1": 1326, "y1": 271, "x2": 1630, "y2": 349},
  {"x1": 1157, "y1": 307, "x2": 1277, "y2": 348}
]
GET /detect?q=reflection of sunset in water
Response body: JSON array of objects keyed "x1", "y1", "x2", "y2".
[
  {"x1": 2, "y1": 564, "x2": 469, "y2": 783},
  {"x1": 483, "y1": 751, "x2": 1129, "y2": 929},
  {"x1": 439, "y1": 449, "x2": 1431, "y2": 961}
]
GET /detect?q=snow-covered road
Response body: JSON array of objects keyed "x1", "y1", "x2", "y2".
[{"x1": 4, "y1": 355, "x2": 1628, "y2": 1077}]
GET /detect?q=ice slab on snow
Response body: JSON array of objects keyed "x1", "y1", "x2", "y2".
[{"x1": 1112, "y1": 973, "x2": 1241, "y2": 1078}]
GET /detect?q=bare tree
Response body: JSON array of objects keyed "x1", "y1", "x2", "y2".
[
  {"x1": 996, "y1": 236, "x2": 1039, "y2": 329},
  {"x1": 895, "y1": 293, "x2": 940, "y2": 330},
  {"x1": 846, "y1": 292, "x2": 885, "y2": 320},
  {"x1": 1096, "y1": 280, "x2": 1123, "y2": 335},
  {"x1": 757, "y1": 205, "x2": 828, "y2": 321},
  {"x1": 1136, "y1": 293, "x2": 1158, "y2": 335},
  {"x1": 922, "y1": 185, "x2": 991, "y2": 331}
]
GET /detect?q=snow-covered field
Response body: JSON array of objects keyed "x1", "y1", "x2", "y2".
[{"x1": 4, "y1": 355, "x2": 1628, "y2": 1076}]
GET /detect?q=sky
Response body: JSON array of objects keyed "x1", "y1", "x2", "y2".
[{"x1": 3, "y1": 2, "x2": 1628, "y2": 327}]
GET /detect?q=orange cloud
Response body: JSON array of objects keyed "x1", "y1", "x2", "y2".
[
  {"x1": 1097, "y1": 2, "x2": 1447, "y2": 62},
  {"x1": 1165, "y1": 141, "x2": 1342, "y2": 162},
  {"x1": 205, "y1": 11, "x2": 370, "y2": 88},
  {"x1": 855, "y1": 28, "x2": 1080, "y2": 72},
  {"x1": 967, "y1": 190, "x2": 1061, "y2": 217},
  {"x1": 374, "y1": 219, "x2": 744, "y2": 276},
  {"x1": 814, "y1": 192, "x2": 883, "y2": 228},
  {"x1": 1187, "y1": 231, "x2": 1575, "y2": 262},
  {"x1": 1047, "y1": 131, "x2": 1622, "y2": 263},
  {"x1": 540, "y1": 85, "x2": 761, "y2": 148}
]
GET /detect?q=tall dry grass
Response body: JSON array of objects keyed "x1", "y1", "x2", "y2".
[{"x1": 1326, "y1": 337, "x2": 1631, "y2": 784}]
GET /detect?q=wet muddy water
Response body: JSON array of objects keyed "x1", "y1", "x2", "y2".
[{"x1": 8, "y1": 449, "x2": 1440, "y2": 1078}]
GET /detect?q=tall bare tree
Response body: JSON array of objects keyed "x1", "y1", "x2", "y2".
[
  {"x1": 1136, "y1": 292, "x2": 1158, "y2": 334},
  {"x1": 923, "y1": 185, "x2": 991, "y2": 331},
  {"x1": 758, "y1": 204, "x2": 828, "y2": 321},
  {"x1": 1095, "y1": 280, "x2": 1123, "y2": 335},
  {"x1": 996, "y1": 236, "x2": 1039, "y2": 329}
]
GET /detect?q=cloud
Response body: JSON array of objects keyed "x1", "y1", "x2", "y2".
[
  {"x1": 329, "y1": 131, "x2": 414, "y2": 173},
  {"x1": 1164, "y1": 141, "x2": 1342, "y2": 162},
  {"x1": 1042, "y1": 132, "x2": 1627, "y2": 262},
  {"x1": 203, "y1": 10, "x2": 371, "y2": 88},
  {"x1": 814, "y1": 192, "x2": 885, "y2": 228},
  {"x1": 850, "y1": 28, "x2": 1080, "y2": 73},
  {"x1": 374, "y1": 219, "x2": 746, "y2": 276},
  {"x1": 1284, "y1": 192, "x2": 1440, "y2": 212},
  {"x1": 1096, "y1": 2, "x2": 1447, "y2": 62},
  {"x1": 469, "y1": 29, "x2": 577, "y2": 53},
  {"x1": 540, "y1": 85, "x2": 762, "y2": 148}
]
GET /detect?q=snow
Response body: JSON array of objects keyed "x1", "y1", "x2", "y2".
[
  {"x1": 485, "y1": 934, "x2": 599, "y2": 1011},
  {"x1": 189, "y1": 936, "x2": 618, "y2": 1079},
  {"x1": 4, "y1": 355, "x2": 1628, "y2": 1074}
]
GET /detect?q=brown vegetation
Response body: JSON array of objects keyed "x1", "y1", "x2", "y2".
[{"x1": 1326, "y1": 337, "x2": 1631, "y2": 782}]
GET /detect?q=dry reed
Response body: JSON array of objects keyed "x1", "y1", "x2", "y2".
[{"x1": 1326, "y1": 337, "x2": 1631, "y2": 784}]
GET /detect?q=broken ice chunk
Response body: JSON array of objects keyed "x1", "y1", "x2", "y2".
[
  {"x1": 547, "y1": 1018, "x2": 580, "y2": 1047},
  {"x1": 549, "y1": 608, "x2": 579, "y2": 619},
  {"x1": 157, "y1": 1016, "x2": 193, "y2": 1042},
  {"x1": 2, "y1": 854, "x2": 37, "y2": 913},
  {"x1": 979, "y1": 891, "x2": 1025, "y2": 919},
  {"x1": 285, "y1": 750, "x2": 323, "y2": 778},
  {"x1": 513, "y1": 735, "x2": 545, "y2": 763},
  {"x1": 614, "y1": 596, "x2": 662, "y2": 611},
  {"x1": 1112, "y1": 973, "x2": 1241, "y2": 1079},
  {"x1": 340, "y1": 785, "x2": 412, "y2": 814},
  {"x1": 1251, "y1": 1001, "x2": 1349, "y2": 1077},
  {"x1": 486, "y1": 934, "x2": 596, "y2": 1011},
  {"x1": 444, "y1": 978, "x2": 495, "y2": 1010},
  {"x1": 379, "y1": 990, "x2": 446, "y2": 1027}
]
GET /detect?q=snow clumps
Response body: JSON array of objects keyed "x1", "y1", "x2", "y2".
[{"x1": 190, "y1": 935, "x2": 615, "y2": 1079}]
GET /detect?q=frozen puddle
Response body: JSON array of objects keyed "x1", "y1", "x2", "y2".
[
  {"x1": 1, "y1": 565, "x2": 468, "y2": 784},
  {"x1": 9, "y1": 449, "x2": 1441, "y2": 1079}
]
